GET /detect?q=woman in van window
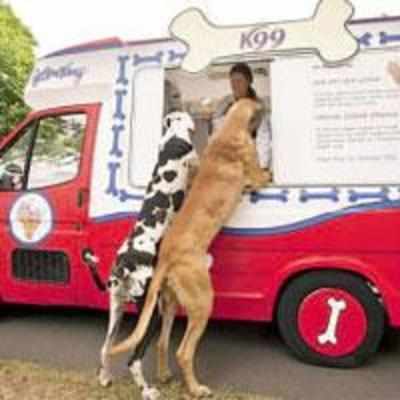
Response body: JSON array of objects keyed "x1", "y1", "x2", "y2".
[{"x1": 213, "y1": 62, "x2": 272, "y2": 170}]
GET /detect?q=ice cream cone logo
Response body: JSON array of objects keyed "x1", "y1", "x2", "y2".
[
  {"x1": 10, "y1": 193, "x2": 52, "y2": 244},
  {"x1": 17, "y1": 202, "x2": 42, "y2": 240}
]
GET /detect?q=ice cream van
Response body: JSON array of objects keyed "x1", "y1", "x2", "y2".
[{"x1": 1, "y1": 14, "x2": 400, "y2": 368}]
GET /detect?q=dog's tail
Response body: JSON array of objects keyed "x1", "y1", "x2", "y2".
[{"x1": 109, "y1": 260, "x2": 169, "y2": 356}]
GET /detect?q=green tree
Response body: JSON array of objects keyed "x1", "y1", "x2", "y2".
[{"x1": 0, "y1": 0, "x2": 36, "y2": 136}]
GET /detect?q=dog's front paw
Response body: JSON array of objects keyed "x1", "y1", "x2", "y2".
[
  {"x1": 255, "y1": 169, "x2": 272, "y2": 188},
  {"x1": 244, "y1": 169, "x2": 272, "y2": 193},
  {"x1": 98, "y1": 367, "x2": 113, "y2": 387},
  {"x1": 243, "y1": 183, "x2": 255, "y2": 193},
  {"x1": 142, "y1": 386, "x2": 161, "y2": 400}
]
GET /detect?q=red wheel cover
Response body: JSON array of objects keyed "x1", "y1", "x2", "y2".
[{"x1": 297, "y1": 288, "x2": 368, "y2": 357}]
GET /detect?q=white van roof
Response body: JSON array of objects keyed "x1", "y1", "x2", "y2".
[{"x1": 24, "y1": 15, "x2": 400, "y2": 110}]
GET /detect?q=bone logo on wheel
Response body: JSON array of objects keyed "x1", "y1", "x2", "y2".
[
  {"x1": 169, "y1": 0, "x2": 359, "y2": 73},
  {"x1": 318, "y1": 298, "x2": 347, "y2": 345}
]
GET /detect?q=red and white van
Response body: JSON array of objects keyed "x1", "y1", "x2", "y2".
[{"x1": 1, "y1": 15, "x2": 400, "y2": 368}]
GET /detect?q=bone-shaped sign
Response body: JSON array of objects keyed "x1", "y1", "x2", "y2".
[{"x1": 169, "y1": 0, "x2": 359, "y2": 73}]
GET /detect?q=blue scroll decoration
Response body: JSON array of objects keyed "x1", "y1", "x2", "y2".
[
  {"x1": 299, "y1": 188, "x2": 339, "y2": 203},
  {"x1": 348, "y1": 187, "x2": 390, "y2": 203},
  {"x1": 168, "y1": 49, "x2": 186, "y2": 64},
  {"x1": 379, "y1": 32, "x2": 400, "y2": 46},
  {"x1": 119, "y1": 189, "x2": 144, "y2": 203},
  {"x1": 358, "y1": 32, "x2": 373, "y2": 47},
  {"x1": 358, "y1": 31, "x2": 400, "y2": 48},
  {"x1": 250, "y1": 189, "x2": 289, "y2": 203},
  {"x1": 106, "y1": 162, "x2": 121, "y2": 197},
  {"x1": 109, "y1": 124, "x2": 124, "y2": 158},
  {"x1": 133, "y1": 51, "x2": 163, "y2": 67},
  {"x1": 105, "y1": 49, "x2": 173, "y2": 203},
  {"x1": 116, "y1": 55, "x2": 130, "y2": 85},
  {"x1": 105, "y1": 54, "x2": 130, "y2": 200}
]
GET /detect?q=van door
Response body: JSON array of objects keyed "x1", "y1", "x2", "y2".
[{"x1": 0, "y1": 104, "x2": 99, "y2": 306}]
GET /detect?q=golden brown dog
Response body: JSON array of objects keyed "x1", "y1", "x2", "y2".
[{"x1": 110, "y1": 98, "x2": 272, "y2": 398}]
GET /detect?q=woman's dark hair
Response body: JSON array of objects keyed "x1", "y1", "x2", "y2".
[{"x1": 230, "y1": 62, "x2": 257, "y2": 99}]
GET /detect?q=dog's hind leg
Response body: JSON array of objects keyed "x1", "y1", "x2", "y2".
[
  {"x1": 98, "y1": 292, "x2": 125, "y2": 387},
  {"x1": 127, "y1": 298, "x2": 162, "y2": 400},
  {"x1": 157, "y1": 289, "x2": 178, "y2": 384},
  {"x1": 172, "y1": 265, "x2": 214, "y2": 398}
]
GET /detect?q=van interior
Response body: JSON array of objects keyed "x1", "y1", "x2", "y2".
[{"x1": 165, "y1": 61, "x2": 271, "y2": 156}]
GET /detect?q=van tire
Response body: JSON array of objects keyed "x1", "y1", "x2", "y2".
[{"x1": 277, "y1": 271, "x2": 384, "y2": 368}]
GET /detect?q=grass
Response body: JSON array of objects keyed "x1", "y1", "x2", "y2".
[{"x1": 0, "y1": 359, "x2": 278, "y2": 400}]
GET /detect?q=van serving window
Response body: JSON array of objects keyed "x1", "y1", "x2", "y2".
[
  {"x1": 129, "y1": 67, "x2": 165, "y2": 187},
  {"x1": 166, "y1": 61, "x2": 271, "y2": 163},
  {"x1": 128, "y1": 62, "x2": 271, "y2": 189}
]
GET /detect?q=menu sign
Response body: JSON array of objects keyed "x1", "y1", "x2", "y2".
[{"x1": 272, "y1": 49, "x2": 400, "y2": 185}]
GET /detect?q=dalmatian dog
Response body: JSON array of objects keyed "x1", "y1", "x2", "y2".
[{"x1": 98, "y1": 111, "x2": 199, "y2": 400}]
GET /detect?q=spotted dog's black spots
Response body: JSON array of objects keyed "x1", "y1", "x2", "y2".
[
  {"x1": 142, "y1": 208, "x2": 169, "y2": 228},
  {"x1": 115, "y1": 252, "x2": 135, "y2": 273},
  {"x1": 164, "y1": 116, "x2": 172, "y2": 129},
  {"x1": 139, "y1": 191, "x2": 170, "y2": 225},
  {"x1": 111, "y1": 113, "x2": 195, "y2": 292},
  {"x1": 104, "y1": 112, "x2": 196, "y2": 396},
  {"x1": 113, "y1": 260, "x2": 128, "y2": 279},
  {"x1": 155, "y1": 208, "x2": 168, "y2": 224},
  {"x1": 151, "y1": 164, "x2": 158, "y2": 178},
  {"x1": 140, "y1": 193, "x2": 171, "y2": 228},
  {"x1": 163, "y1": 170, "x2": 177, "y2": 182},
  {"x1": 131, "y1": 250, "x2": 155, "y2": 267},
  {"x1": 114, "y1": 248, "x2": 155, "y2": 274},
  {"x1": 133, "y1": 225, "x2": 145, "y2": 239},
  {"x1": 159, "y1": 137, "x2": 193, "y2": 168},
  {"x1": 146, "y1": 182, "x2": 154, "y2": 194},
  {"x1": 172, "y1": 190, "x2": 185, "y2": 211},
  {"x1": 107, "y1": 278, "x2": 119, "y2": 289}
]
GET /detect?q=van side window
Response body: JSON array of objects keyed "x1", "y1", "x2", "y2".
[
  {"x1": 0, "y1": 113, "x2": 86, "y2": 191},
  {"x1": 0, "y1": 124, "x2": 36, "y2": 190},
  {"x1": 27, "y1": 114, "x2": 86, "y2": 189}
]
